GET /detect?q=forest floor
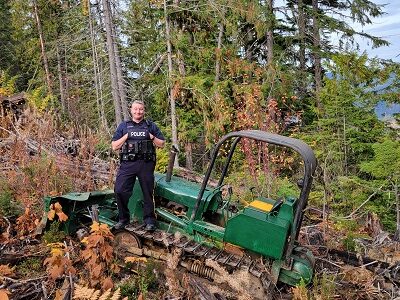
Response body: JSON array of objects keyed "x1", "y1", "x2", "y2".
[{"x1": 1, "y1": 108, "x2": 400, "y2": 300}]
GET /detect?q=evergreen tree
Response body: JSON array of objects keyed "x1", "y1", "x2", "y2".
[
  {"x1": 0, "y1": 0, "x2": 14, "y2": 72},
  {"x1": 302, "y1": 53, "x2": 394, "y2": 214},
  {"x1": 360, "y1": 139, "x2": 400, "y2": 240}
]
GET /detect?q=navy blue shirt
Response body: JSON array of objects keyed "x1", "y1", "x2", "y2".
[{"x1": 112, "y1": 119, "x2": 165, "y2": 142}]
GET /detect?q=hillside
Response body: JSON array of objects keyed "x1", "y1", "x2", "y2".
[{"x1": 1, "y1": 105, "x2": 400, "y2": 300}]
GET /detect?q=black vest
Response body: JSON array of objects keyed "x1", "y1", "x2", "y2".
[{"x1": 120, "y1": 120, "x2": 156, "y2": 162}]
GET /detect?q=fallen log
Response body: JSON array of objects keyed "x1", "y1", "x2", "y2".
[
  {"x1": 316, "y1": 246, "x2": 400, "y2": 284},
  {"x1": 189, "y1": 277, "x2": 219, "y2": 300}
]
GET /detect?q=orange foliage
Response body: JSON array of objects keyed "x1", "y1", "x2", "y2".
[
  {"x1": 207, "y1": 58, "x2": 303, "y2": 186},
  {"x1": 1, "y1": 105, "x2": 114, "y2": 250},
  {"x1": 15, "y1": 207, "x2": 39, "y2": 238},
  {"x1": 0, "y1": 289, "x2": 10, "y2": 300},
  {"x1": 101, "y1": 277, "x2": 114, "y2": 291},
  {"x1": 43, "y1": 243, "x2": 76, "y2": 281},
  {"x1": 0, "y1": 265, "x2": 14, "y2": 277},
  {"x1": 80, "y1": 222, "x2": 118, "y2": 289},
  {"x1": 0, "y1": 218, "x2": 10, "y2": 244},
  {"x1": 47, "y1": 202, "x2": 68, "y2": 222}
]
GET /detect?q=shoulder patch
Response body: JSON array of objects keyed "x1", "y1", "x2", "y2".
[{"x1": 126, "y1": 120, "x2": 134, "y2": 128}]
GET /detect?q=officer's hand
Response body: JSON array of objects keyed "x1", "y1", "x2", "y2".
[
  {"x1": 120, "y1": 133, "x2": 129, "y2": 144},
  {"x1": 111, "y1": 133, "x2": 129, "y2": 151}
]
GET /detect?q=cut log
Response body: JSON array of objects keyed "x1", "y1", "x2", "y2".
[{"x1": 189, "y1": 277, "x2": 219, "y2": 300}]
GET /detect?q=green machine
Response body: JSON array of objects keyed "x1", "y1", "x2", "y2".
[{"x1": 44, "y1": 130, "x2": 317, "y2": 294}]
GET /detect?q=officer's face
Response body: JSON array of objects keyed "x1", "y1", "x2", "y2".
[{"x1": 131, "y1": 103, "x2": 145, "y2": 121}]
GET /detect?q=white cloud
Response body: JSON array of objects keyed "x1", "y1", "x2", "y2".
[{"x1": 354, "y1": 0, "x2": 400, "y2": 61}]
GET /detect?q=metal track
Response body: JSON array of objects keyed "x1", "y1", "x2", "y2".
[{"x1": 123, "y1": 222, "x2": 274, "y2": 294}]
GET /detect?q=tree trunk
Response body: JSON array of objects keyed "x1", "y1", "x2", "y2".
[
  {"x1": 266, "y1": 0, "x2": 274, "y2": 65},
  {"x1": 94, "y1": 1, "x2": 110, "y2": 131},
  {"x1": 164, "y1": 0, "x2": 179, "y2": 166},
  {"x1": 343, "y1": 114, "x2": 348, "y2": 175},
  {"x1": 89, "y1": 2, "x2": 108, "y2": 130},
  {"x1": 176, "y1": 49, "x2": 186, "y2": 77},
  {"x1": 56, "y1": 44, "x2": 66, "y2": 113},
  {"x1": 98, "y1": 59, "x2": 109, "y2": 131},
  {"x1": 298, "y1": 0, "x2": 306, "y2": 98},
  {"x1": 64, "y1": 46, "x2": 70, "y2": 115},
  {"x1": 394, "y1": 180, "x2": 400, "y2": 241},
  {"x1": 110, "y1": 16, "x2": 129, "y2": 120},
  {"x1": 245, "y1": 25, "x2": 253, "y2": 61},
  {"x1": 102, "y1": 0, "x2": 122, "y2": 124},
  {"x1": 89, "y1": 3, "x2": 101, "y2": 122},
  {"x1": 185, "y1": 143, "x2": 193, "y2": 170},
  {"x1": 32, "y1": 0, "x2": 53, "y2": 95},
  {"x1": 312, "y1": 0, "x2": 322, "y2": 109},
  {"x1": 215, "y1": 22, "x2": 224, "y2": 82}
]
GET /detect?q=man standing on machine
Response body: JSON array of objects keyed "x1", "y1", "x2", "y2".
[{"x1": 111, "y1": 100, "x2": 165, "y2": 231}]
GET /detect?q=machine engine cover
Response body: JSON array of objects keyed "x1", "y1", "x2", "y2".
[{"x1": 224, "y1": 200, "x2": 294, "y2": 260}]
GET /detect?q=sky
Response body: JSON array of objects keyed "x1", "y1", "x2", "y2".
[
  {"x1": 351, "y1": 0, "x2": 400, "y2": 62},
  {"x1": 273, "y1": 0, "x2": 400, "y2": 62},
  {"x1": 354, "y1": 1, "x2": 400, "y2": 119}
]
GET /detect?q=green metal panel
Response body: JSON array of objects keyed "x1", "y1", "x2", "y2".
[
  {"x1": 47, "y1": 190, "x2": 114, "y2": 202},
  {"x1": 194, "y1": 189, "x2": 222, "y2": 219},
  {"x1": 192, "y1": 220, "x2": 225, "y2": 240},
  {"x1": 43, "y1": 190, "x2": 116, "y2": 234},
  {"x1": 127, "y1": 180, "x2": 145, "y2": 222},
  {"x1": 126, "y1": 173, "x2": 222, "y2": 223},
  {"x1": 155, "y1": 207, "x2": 189, "y2": 227},
  {"x1": 224, "y1": 200, "x2": 295, "y2": 260},
  {"x1": 224, "y1": 213, "x2": 288, "y2": 259},
  {"x1": 154, "y1": 173, "x2": 213, "y2": 218}
]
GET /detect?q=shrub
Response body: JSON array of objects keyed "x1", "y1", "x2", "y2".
[
  {"x1": 312, "y1": 273, "x2": 336, "y2": 300},
  {"x1": 42, "y1": 221, "x2": 66, "y2": 244},
  {"x1": 155, "y1": 148, "x2": 169, "y2": 173},
  {"x1": 17, "y1": 257, "x2": 44, "y2": 278},
  {"x1": 0, "y1": 179, "x2": 21, "y2": 217},
  {"x1": 120, "y1": 260, "x2": 158, "y2": 299}
]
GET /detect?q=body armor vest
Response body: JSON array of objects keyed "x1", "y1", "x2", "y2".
[{"x1": 120, "y1": 120, "x2": 156, "y2": 162}]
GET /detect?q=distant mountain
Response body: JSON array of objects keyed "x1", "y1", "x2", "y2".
[
  {"x1": 371, "y1": 73, "x2": 400, "y2": 121},
  {"x1": 375, "y1": 101, "x2": 400, "y2": 119},
  {"x1": 325, "y1": 72, "x2": 400, "y2": 121}
]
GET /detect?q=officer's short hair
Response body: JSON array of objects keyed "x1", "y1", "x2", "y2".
[{"x1": 131, "y1": 100, "x2": 145, "y2": 108}]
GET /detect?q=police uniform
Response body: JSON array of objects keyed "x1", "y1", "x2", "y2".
[{"x1": 112, "y1": 119, "x2": 165, "y2": 227}]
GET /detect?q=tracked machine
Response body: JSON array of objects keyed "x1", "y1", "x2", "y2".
[{"x1": 44, "y1": 130, "x2": 317, "y2": 298}]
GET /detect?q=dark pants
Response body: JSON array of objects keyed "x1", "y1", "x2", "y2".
[{"x1": 114, "y1": 160, "x2": 156, "y2": 225}]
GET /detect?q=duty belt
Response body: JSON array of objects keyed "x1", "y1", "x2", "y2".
[{"x1": 120, "y1": 153, "x2": 155, "y2": 162}]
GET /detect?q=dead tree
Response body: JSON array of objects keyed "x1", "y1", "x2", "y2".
[
  {"x1": 32, "y1": 0, "x2": 53, "y2": 95},
  {"x1": 164, "y1": 0, "x2": 179, "y2": 166},
  {"x1": 102, "y1": 0, "x2": 123, "y2": 124}
]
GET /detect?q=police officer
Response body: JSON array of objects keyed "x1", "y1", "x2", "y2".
[{"x1": 111, "y1": 100, "x2": 165, "y2": 231}]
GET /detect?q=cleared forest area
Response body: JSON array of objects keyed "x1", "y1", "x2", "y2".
[
  {"x1": 0, "y1": 105, "x2": 399, "y2": 300},
  {"x1": 1, "y1": 0, "x2": 400, "y2": 299}
]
